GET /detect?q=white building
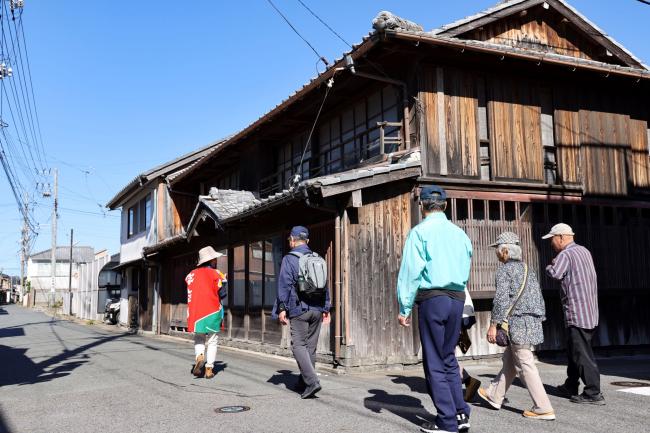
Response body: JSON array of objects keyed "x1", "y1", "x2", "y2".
[{"x1": 27, "y1": 246, "x2": 94, "y2": 305}]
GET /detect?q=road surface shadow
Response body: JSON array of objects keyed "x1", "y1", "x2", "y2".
[
  {"x1": 387, "y1": 374, "x2": 428, "y2": 394},
  {"x1": 0, "y1": 332, "x2": 127, "y2": 387},
  {"x1": 364, "y1": 389, "x2": 433, "y2": 427},
  {"x1": 267, "y1": 369, "x2": 303, "y2": 394},
  {"x1": 0, "y1": 408, "x2": 13, "y2": 433}
]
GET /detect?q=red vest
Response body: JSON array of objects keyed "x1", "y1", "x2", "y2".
[{"x1": 186, "y1": 267, "x2": 226, "y2": 333}]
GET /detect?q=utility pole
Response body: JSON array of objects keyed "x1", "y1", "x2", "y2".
[
  {"x1": 49, "y1": 168, "x2": 58, "y2": 307},
  {"x1": 20, "y1": 192, "x2": 29, "y2": 306},
  {"x1": 68, "y1": 228, "x2": 73, "y2": 315}
]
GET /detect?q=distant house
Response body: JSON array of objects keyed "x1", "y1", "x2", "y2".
[
  {"x1": 73, "y1": 251, "x2": 121, "y2": 322},
  {"x1": 27, "y1": 246, "x2": 94, "y2": 305},
  {"x1": 112, "y1": 0, "x2": 650, "y2": 368},
  {"x1": 0, "y1": 273, "x2": 11, "y2": 303},
  {"x1": 106, "y1": 139, "x2": 227, "y2": 330}
]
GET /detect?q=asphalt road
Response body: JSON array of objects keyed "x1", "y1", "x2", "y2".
[{"x1": 1, "y1": 304, "x2": 649, "y2": 433}]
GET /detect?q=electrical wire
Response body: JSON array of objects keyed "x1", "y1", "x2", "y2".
[
  {"x1": 292, "y1": 78, "x2": 334, "y2": 187},
  {"x1": 296, "y1": 0, "x2": 351, "y2": 48},
  {"x1": 266, "y1": 0, "x2": 329, "y2": 66},
  {"x1": 294, "y1": 0, "x2": 391, "y2": 80}
]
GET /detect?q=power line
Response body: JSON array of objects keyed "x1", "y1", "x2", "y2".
[
  {"x1": 294, "y1": 0, "x2": 391, "y2": 80},
  {"x1": 265, "y1": 0, "x2": 329, "y2": 66},
  {"x1": 16, "y1": 11, "x2": 46, "y2": 168},
  {"x1": 292, "y1": 77, "x2": 334, "y2": 187},
  {"x1": 9, "y1": 9, "x2": 44, "y2": 170},
  {"x1": 58, "y1": 206, "x2": 120, "y2": 218},
  {"x1": 296, "y1": 0, "x2": 351, "y2": 48},
  {"x1": 635, "y1": 0, "x2": 650, "y2": 6}
]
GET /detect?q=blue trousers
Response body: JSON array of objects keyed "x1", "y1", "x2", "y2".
[{"x1": 418, "y1": 295, "x2": 470, "y2": 432}]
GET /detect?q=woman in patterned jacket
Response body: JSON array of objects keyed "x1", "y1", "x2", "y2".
[{"x1": 477, "y1": 231, "x2": 555, "y2": 421}]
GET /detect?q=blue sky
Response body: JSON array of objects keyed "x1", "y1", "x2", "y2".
[{"x1": 0, "y1": 0, "x2": 648, "y2": 275}]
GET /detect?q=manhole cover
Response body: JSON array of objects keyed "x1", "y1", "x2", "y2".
[
  {"x1": 215, "y1": 406, "x2": 251, "y2": 414},
  {"x1": 610, "y1": 381, "x2": 650, "y2": 388}
]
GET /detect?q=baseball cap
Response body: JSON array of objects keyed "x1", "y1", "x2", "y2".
[
  {"x1": 290, "y1": 226, "x2": 309, "y2": 240},
  {"x1": 542, "y1": 223, "x2": 575, "y2": 239},
  {"x1": 420, "y1": 185, "x2": 447, "y2": 201}
]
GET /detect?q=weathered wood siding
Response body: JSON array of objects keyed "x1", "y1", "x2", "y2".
[
  {"x1": 419, "y1": 64, "x2": 650, "y2": 195},
  {"x1": 419, "y1": 65, "x2": 480, "y2": 178},
  {"x1": 344, "y1": 185, "x2": 418, "y2": 366},
  {"x1": 463, "y1": 5, "x2": 603, "y2": 61},
  {"x1": 629, "y1": 101, "x2": 650, "y2": 188},
  {"x1": 444, "y1": 190, "x2": 650, "y2": 356},
  {"x1": 553, "y1": 85, "x2": 581, "y2": 184},
  {"x1": 579, "y1": 92, "x2": 629, "y2": 195},
  {"x1": 488, "y1": 76, "x2": 544, "y2": 181}
]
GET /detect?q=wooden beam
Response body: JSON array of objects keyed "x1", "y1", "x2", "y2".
[
  {"x1": 350, "y1": 189, "x2": 363, "y2": 208},
  {"x1": 319, "y1": 167, "x2": 421, "y2": 198}
]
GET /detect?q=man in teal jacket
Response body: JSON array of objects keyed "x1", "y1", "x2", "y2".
[{"x1": 397, "y1": 185, "x2": 473, "y2": 433}]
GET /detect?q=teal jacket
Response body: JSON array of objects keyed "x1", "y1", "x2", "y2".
[{"x1": 397, "y1": 212, "x2": 473, "y2": 317}]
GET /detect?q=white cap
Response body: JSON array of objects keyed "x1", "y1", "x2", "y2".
[
  {"x1": 196, "y1": 246, "x2": 224, "y2": 266},
  {"x1": 542, "y1": 223, "x2": 575, "y2": 240}
]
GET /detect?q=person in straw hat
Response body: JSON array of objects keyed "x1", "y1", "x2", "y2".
[{"x1": 186, "y1": 246, "x2": 227, "y2": 379}]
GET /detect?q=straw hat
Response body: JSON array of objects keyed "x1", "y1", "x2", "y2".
[{"x1": 196, "y1": 246, "x2": 223, "y2": 266}]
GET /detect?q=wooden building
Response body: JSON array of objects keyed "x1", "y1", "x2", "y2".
[{"x1": 115, "y1": 0, "x2": 650, "y2": 369}]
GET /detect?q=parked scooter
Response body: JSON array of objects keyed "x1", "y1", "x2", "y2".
[{"x1": 104, "y1": 298, "x2": 120, "y2": 325}]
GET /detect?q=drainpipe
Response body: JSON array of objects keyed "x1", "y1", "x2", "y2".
[
  {"x1": 349, "y1": 69, "x2": 411, "y2": 149},
  {"x1": 334, "y1": 209, "x2": 342, "y2": 365}
]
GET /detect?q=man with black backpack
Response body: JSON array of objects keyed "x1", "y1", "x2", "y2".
[{"x1": 272, "y1": 225, "x2": 330, "y2": 399}]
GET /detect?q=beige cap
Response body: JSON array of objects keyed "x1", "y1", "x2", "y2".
[
  {"x1": 196, "y1": 246, "x2": 224, "y2": 266},
  {"x1": 542, "y1": 223, "x2": 575, "y2": 240}
]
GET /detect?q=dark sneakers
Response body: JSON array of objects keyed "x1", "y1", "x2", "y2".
[
  {"x1": 419, "y1": 415, "x2": 469, "y2": 433},
  {"x1": 457, "y1": 413, "x2": 470, "y2": 432},
  {"x1": 557, "y1": 384, "x2": 579, "y2": 398},
  {"x1": 570, "y1": 393, "x2": 606, "y2": 405},
  {"x1": 419, "y1": 422, "x2": 455, "y2": 433},
  {"x1": 300, "y1": 382, "x2": 322, "y2": 399}
]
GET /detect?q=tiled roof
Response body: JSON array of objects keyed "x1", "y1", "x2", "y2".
[
  {"x1": 185, "y1": 150, "x2": 422, "y2": 240},
  {"x1": 200, "y1": 188, "x2": 261, "y2": 222}
]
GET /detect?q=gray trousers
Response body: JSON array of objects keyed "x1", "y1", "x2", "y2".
[{"x1": 290, "y1": 310, "x2": 322, "y2": 386}]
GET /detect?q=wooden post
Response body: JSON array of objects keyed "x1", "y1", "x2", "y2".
[{"x1": 436, "y1": 67, "x2": 448, "y2": 175}]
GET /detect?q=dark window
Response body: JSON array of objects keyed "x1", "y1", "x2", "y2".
[
  {"x1": 456, "y1": 199, "x2": 469, "y2": 221},
  {"x1": 489, "y1": 200, "x2": 501, "y2": 221},
  {"x1": 504, "y1": 201, "x2": 517, "y2": 221},
  {"x1": 316, "y1": 85, "x2": 401, "y2": 176},
  {"x1": 249, "y1": 241, "x2": 264, "y2": 309},
  {"x1": 127, "y1": 194, "x2": 152, "y2": 238},
  {"x1": 472, "y1": 200, "x2": 485, "y2": 220},
  {"x1": 264, "y1": 236, "x2": 283, "y2": 309},
  {"x1": 232, "y1": 245, "x2": 245, "y2": 308}
]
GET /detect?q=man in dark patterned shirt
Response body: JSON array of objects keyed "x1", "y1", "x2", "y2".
[{"x1": 544, "y1": 223, "x2": 604, "y2": 405}]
